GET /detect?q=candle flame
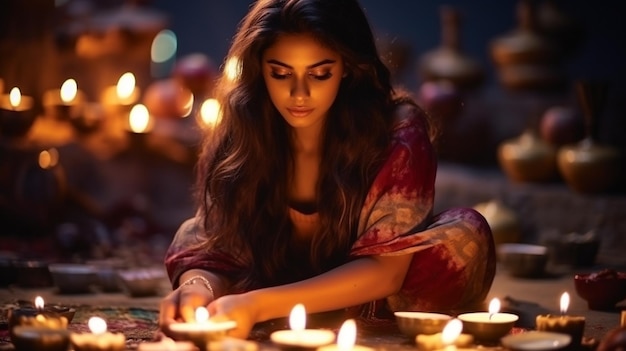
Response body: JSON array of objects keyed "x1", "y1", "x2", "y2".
[
  {"x1": 116, "y1": 72, "x2": 136, "y2": 100},
  {"x1": 441, "y1": 318, "x2": 463, "y2": 346},
  {"x1": 200, "y1": 98, "x2": 222, "y2": 127},
  {"x1": 60, "y1": 79, "x2": 77, "y2": 103},
  {"x1": 289, "y1": 304, "x2": 306, "y2": 332},
  {"x1": 88, "y1": 316, "x2": 107, "y2": 335},
  {"x1": 38, "y1": 148, "x2": 60, "y2": 169},
  {"x1": 9, "y1": 87, "x2": 21, "y2": 107},
  {"x1": 129, "y1": 104, "x2": 150, "y2": 133},
  {"x1": 337, "y1": 319, "x2": 356, "y2": 351},
  {"x1": 195, "y1": 306, "x2": 209, "y2": 323},
  {"x1": 560, "y1": 292, "x2": 570, "y2": 314},
  {"x1": 34, "y1": 296, "x2": 44, "y2": 309},
  {"x1": 488, "y1": 298, "x2": 501, "y2": 319}
]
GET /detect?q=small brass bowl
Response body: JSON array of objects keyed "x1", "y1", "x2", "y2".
[
  {"x1": 458, "y1": 312, "x2": 518, "y2": 342},
  {"x1": 394, "y1": 311, "x2": 452, "y2": 337}
]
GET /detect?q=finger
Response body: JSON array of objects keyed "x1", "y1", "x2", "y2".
[
  {"x1": 159, "y1": 296, "x2": 179, "y2": 326},
  {"x1": 179, "y1": 286, "x2": 210, "y2": 322}
]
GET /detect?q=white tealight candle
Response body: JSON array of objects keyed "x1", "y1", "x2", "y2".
[
  {"x1": 42, "y1": 78, "x2": 86, "y2": 121},
  {"x1": 270, "y1": 304, "x2": 336, "y2": 349},
  {"x1": 318, "y1": 319, "x2": 373, "y2": 351},
  {"x1": 70, "y1": 316, "x2": 126, "y2": 351},
  {"x1": 416, "y1": 319, "x2": 474, "y2": 351},
  {"x1": 535, "y1": 292, "x2": 585, "y2": 351},
  {"x1": 167, "y1": 307, "x2": 237, "y2": 351},
  {"x1": 458, "y1": 298, "x2": 518, "y2": 343}
]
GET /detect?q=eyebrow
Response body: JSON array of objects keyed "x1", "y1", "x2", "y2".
[{"x1": 266, "y1": 59, "x2": 337, "y2": 69}]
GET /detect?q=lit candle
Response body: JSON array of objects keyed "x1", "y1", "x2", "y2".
[
  {"x1": 270, "y1": 304, "x2": 336, "y2": 350},
  {"x1": 318, "y1": 319, "x2": 373, "y2": 351},
  {"x1": 457, "y1": 298, "x2": 519, "y2": 343},
  {"x1": 8, "y1": 296, "x2": 70, "y2": 342},
  {"x1": 128, "y1": 103, "x2": 153, "y2": 134},
  {"x1": 10, "y1": 296, "x2": 70, "y2": 351},
  {"x1": 535, "y1": 292, "x2": 585, "y2": 351},
  {"x1": 70, "y1": 316, "x2": 126, "y2": 351},
  {"x1": 101, "y1": 72, "x2": 141, "y2": 119},
  {"x1": 0, "y1": 87, "x2": 37, "y2": 138},
  {"x1": 42, "y1": 78, "x2": 86, "y2": 121},
  {"x1": 124, "y1": 103, "x2": 153, "y2": 150},
  {"x1": 137, "y1": 337, "x2": 196, "y2": 351},
  {"x1": 166, "y1": 307, "x2": 237, "y2": 351},
  {"x1": 416, "y1": 318, "x2": 474, "y2": 351}
]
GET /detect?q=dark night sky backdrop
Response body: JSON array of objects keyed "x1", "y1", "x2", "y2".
[{"x1": 150, "y1": 0, "x2": 626, "y2": 91}]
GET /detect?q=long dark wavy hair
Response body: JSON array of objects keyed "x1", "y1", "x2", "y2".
[{"x1": 196, "y1": 0, "x2": 430, "y2": 291}]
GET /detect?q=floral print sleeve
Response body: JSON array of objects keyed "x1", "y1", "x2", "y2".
[
  {"x1": 164, "y1": 217, "x2": 249, "y2": 288},
  {"x1": 351, "y1": 106, "x2": 495, "y2": 314},
  {"x1": 351, "y1": 106, "x2": 437, "y2": 256}
]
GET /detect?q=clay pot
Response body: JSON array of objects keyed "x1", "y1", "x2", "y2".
[
  {"x1": 172, "y1": 53, "x2": 218, "y2": 98},
  {"x1": 143, "y1": 78, "x2": 193, "y2": 119},
  {"x1": 557, "y1": 81, "x2": 622, "y2": 193},
  {"x1": 418, "y1": 6, "x2": 484, "y2": 90},
  {"x1": 557, "y1": 138, "x2": 621, "y2": 193},
  {"x1": 498, "y1": 129, "x2": 558, "y2": 183},
  {"x1": 416, "y1": 81, "x2": 462, "y2": 121},
  {"x1": 489, "y1": 0, "x2": 565, "y2": 90},
  {"x1": 473, "y1": 200, "x2": 521, "y2": 246},
  {"x1": 539, "y1": 106, "x2": 585, "y2": 147}
]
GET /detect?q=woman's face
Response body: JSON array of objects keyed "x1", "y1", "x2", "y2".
[{"x1": 262, "y1": 33, "x2": 345, "y2": 132}]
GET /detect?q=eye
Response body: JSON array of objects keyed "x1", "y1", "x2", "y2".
[
  {"x1": 270, "y1": 70, "x2": 290, "y2": 80},
  {"x1": 309, "y1": 71, "x2": 333, "y2": 81}
]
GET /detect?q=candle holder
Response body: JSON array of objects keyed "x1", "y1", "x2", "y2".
[
  {"x1": 501, "y1": 331, "x2": 571, "y2": 351},
  {"x1": 535, "y1": 314, "x2": 585, "y2": 351},
  {"x1": 42, "y1": 88, "x2": 86, "y2": 122},
  {"x1": 8, "y1": 303, "x2": 74, "y2": 342},
  {"x1": 270, "y1": 329, "x2": 336, "y2": 351},
  {"x1": 70, "y1": 317, "x2": 126, "y2": 351},
  {"x1": 0, "y1": 92, "x2": 37, "y2": 139},
  {"x1": 12, "y1": 325, "x2": 70, "y2": 351},
  {"x1": 457, "y1": 312, "x2": 518, "y2": 343},
  {"x1": 166, "y1": 320, "x2": 237, "y2": 351},
  {"x1": 70, "y1": 102, "x2": 104, "y2": 135},
  {"x1": 394, "y1": 311, "x2": 452, "y2": 338},
  {"x1": 415, "y1": 331, "x2": 474, "y2": 351}
]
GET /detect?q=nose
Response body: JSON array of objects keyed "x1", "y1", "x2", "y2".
[{"x1": 290, "y1": 76, "x2": 310, "y2": 100}]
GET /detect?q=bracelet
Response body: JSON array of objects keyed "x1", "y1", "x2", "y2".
[{"x1": 180, "y1": 275, "x2": 215, "y2": 300}]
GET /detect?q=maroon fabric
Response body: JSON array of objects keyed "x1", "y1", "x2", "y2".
[{"x1": 164, "y1": 107, "x2": 496, "y2": 317}]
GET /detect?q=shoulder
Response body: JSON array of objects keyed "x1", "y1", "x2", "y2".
[{"x1": 390, "y1": 101, "x2": 432, "y2": 144}]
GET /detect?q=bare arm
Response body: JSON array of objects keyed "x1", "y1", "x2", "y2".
[{"x1": 213, "y1": 252, "x2": 414, "y2": 324}]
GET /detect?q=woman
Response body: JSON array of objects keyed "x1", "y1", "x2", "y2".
[{"x1": 160, "y1": 0, "x2": 495, "y2": 339}]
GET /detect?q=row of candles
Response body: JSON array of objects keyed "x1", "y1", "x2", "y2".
[
  {"x1": 0, "y1": 73, "x2": 222, "y2": 140},
  {"x1": 8, "y1": 292, "x2": 587, "y2": 351}
]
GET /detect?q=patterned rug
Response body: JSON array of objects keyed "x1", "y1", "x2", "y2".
[{"x1": 1, "y1": 302, "x2": 159, "y2": 349}]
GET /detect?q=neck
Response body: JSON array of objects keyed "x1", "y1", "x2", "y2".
[{"x1": 290, "y1": 123, "x2": 323, "y2": 156}]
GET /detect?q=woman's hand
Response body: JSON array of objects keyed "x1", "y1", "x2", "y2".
[
  {"x1": 159, "y1": 283, "x2": 214, "y2": 327},
  {"x1": 208, "y1": 292, "x2": 259, "y2": 339}
]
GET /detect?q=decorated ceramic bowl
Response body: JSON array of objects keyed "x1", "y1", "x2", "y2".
[{"x1": 574, "y1": 269, "x2": 626, "y2": 310}]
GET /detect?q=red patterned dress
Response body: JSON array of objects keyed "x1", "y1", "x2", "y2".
[{"x1": 165, "y1": 107, "x2": 496, "y2": 320}]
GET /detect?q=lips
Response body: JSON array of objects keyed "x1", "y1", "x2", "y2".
[{"x1": 287, "y1": 107, "x2": 314, "y2": 118}]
